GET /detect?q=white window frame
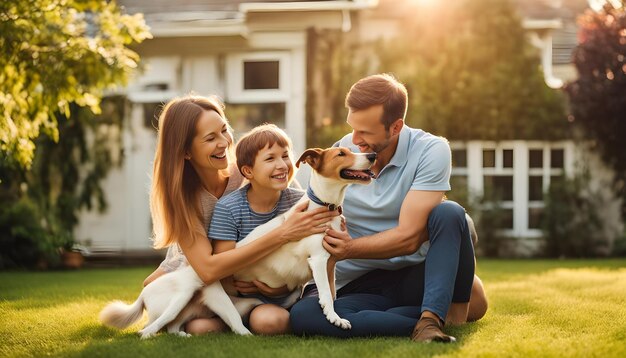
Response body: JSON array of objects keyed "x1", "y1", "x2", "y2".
[
  {"x1": 450, "y1": 140, "x2": 574, "y2": 239},
  {"x1": 226, "y1": 52, "x2": 291, "y2": 103}
]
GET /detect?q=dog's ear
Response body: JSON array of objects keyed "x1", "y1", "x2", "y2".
[{"x1": 297, "y1": 148, "x2": 323, "y2": 170}]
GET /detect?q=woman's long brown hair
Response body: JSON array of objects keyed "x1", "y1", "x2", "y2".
[{"x1": 150, "y1": 95, "x2": 230, "y2": 249}]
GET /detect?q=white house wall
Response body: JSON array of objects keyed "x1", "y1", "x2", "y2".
[{"x1": 76, "y1": 32, "x2": 308, "y2": 253}]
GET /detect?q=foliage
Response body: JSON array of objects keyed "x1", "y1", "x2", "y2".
[
  {"x1": 565, "y1": 0, "x2": 626, "y2": 219},
  {"x1": 307, "y1": 0, "x2": 569, "y2": 146},
  {"x1": 0, "y1": 97, "x2": 126, "y2": 269},
  {"x1": 0, "y1": 0, "x2": 150, "y2": 168},
  {"x1": 306, "y1": 29, "x2": 370, "y2": 147},
  {"x1": 374, "y1": 0, "x2": 568, "y2": 141},
  {"x1": 2, "y1": 261, "x2": 626, "y2": 357},
  {"x1": 0, "y1": 198, "x2": 52, "y2": 269},
  {"x1": 542, "y1": 173, "x2": 616, "y2": 258},
  {"x1": 474, "y1": 185, "x2": 509, "y2": 257}
]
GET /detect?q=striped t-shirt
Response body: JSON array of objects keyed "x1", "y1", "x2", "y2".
[{"x1": 208, "y1": 183, "x2": 304, "y2": 242}]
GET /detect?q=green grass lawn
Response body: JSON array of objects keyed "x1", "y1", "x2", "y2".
[{"x1": 1, "y1": 259, "x2": 625, "y2": 358}]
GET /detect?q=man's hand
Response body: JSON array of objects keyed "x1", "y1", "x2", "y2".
[
  {"x1": 233, "y1": 280, "x2": 290, "y2": 297},
  {"x1": 322, "y1": 228, "x2": 354, "y2": 261}
]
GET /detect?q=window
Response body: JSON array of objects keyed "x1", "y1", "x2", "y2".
[
  {"x1": 484, "y1": 175, "x2": 513, "y2": 201},
  {"x1": 551, "y1": 149, "x2": 564, "y2": 168},
  {"x1": 529, "y1": 176, "x2": 543, "y2": 201},
  {"x1": 226, "y1": 52, "x2": 290, "y2": 103},
  {"x1": 528, "y1": 208, "x2": 543, "y2": 229},
  {"x1": 503, "y1": 149, "x2": 513, "y2": 168},
  {"x1": 497, "y1": 209, "x2": 514, "y2": 229},
  {"x1": 452, "y1": 149, "x2": 467, "y2": 168},
  {"x1": 243, "y1": 61, "x2": 279, "y2": 90},
  {"x1": 529, "y1": 149, "x2": 543, "y2": 168},
  {"x1": 483, "y1": 149, "x2": 496, "y2": 168},
  {"x1": 143, "y1": 102, "x2": 163, "y2": 129}
]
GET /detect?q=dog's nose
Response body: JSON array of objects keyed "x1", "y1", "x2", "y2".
[{"x1": 366, "y1": 153, "x2": 377, "y2": 163}]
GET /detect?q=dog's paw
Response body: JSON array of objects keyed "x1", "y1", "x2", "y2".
[
  {"x1": 233, "y1": 328, "x2": 253, "y2": 336},
  {"x1": 318, "y1": 299, "x2": 331, "y2": 312},
  {"x1": 139, "y1": 330, "x2": 157, "y2": 339},
  {"x1": 325, "y1": 313, "x2": 352, "y2": 330},
  {"x1": 174, "y1": 331, "x2": 192, "y2": 338}
]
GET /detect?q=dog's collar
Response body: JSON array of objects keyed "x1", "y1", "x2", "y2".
[{"x1": 307, "y1": 186, "x2": 342, "y2": 213}]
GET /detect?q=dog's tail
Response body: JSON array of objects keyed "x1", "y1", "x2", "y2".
[{"x1": 99, "y1": 294, "x2": 145, "y2": 329}]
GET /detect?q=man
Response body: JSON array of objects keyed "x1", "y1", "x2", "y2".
[{"x1": 290, "y1": 74, "x2": 488, "y2": 342}]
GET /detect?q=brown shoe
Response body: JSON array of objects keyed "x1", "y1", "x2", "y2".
[{"x1": 411, "y1": 316, "x2": 456, "y2": 343}]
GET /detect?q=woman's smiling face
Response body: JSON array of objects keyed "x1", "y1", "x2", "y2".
[{"x1": 187, "y1": 110, "x2": 233, "y2": 171}]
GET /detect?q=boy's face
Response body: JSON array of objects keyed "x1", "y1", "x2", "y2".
[{"x1": 245, "y1": 143, "x2": 293, "y2": 191}]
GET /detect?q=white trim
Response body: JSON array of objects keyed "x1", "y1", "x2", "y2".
[
  {"x1": 127, "y1": 91, "x2": 178, "y2": 103},
  {"x1": 239, "y1": 0, "x2": 378, "y2": 13},
  {"x1": 522, "y1": 18, "x2": 562, "y2": 30}
]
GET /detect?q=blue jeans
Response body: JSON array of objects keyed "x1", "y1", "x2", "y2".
[{"x1": 289, "y1": 201, "x2": 475, "y2": 337}]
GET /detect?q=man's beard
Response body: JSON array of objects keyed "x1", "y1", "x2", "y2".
[{"x1": 368, "y1": 134, "x2": 392, "y2": 154}]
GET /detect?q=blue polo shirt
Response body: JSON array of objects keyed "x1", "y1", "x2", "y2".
[{"x1": 334, "y1": 125, "x2": 452, "y2": 289}]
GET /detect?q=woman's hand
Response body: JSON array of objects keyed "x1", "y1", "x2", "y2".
[
  {"x1": 234, "y1": 280, "x2": 290, "y2": 297},
  {"x1": 278, "y1": 200, "x2": 340, "y2": 242}
]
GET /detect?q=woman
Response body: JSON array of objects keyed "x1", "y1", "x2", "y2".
[{"x1": 142, "y1": 95, "x2": 336, "y2": 334}]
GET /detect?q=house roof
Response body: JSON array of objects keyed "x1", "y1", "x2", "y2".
[{"x1": 118, "y1": 0, "x2": 376, "y2": 37}]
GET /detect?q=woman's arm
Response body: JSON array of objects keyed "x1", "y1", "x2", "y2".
[
  {"x1": 212, "y1": 240, "x2": 290, "y2": 296},
  {"x1": 181, "y1": 201, "x2": 338, "y2": 285},
  {"x1": 143, "y1": 267, "x2": 167, "y2": 287}
]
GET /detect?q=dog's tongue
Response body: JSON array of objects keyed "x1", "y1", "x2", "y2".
[{"x1": 343, "y1": 169, "x2": 374, "y2": 179}]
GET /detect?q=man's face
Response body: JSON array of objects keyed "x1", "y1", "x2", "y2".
[{"x1": 346, "y1": 104, "x2": 392, "y2": 154}]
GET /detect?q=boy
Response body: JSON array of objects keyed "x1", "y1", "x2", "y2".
[{"x1": 197, "y1": 124, "x2": 304, "y2": 335}]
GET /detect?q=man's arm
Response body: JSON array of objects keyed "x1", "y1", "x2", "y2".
[{"x1": 323, "y1": 190, "x2": 444, "y2": 260}]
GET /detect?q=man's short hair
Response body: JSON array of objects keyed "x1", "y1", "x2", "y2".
[
  {"x1": 236, "y1": 124, "x2": 293, "y2": 175},
  {"x1": 345, "y1": 73, "x2": 408, "y2": 130}
]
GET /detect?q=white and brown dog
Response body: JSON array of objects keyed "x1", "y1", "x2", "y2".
[{"x1": 99, "y1": 147, "x2": 376, "y2": 338}]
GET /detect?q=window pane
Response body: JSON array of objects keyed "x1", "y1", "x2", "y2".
[
  {"x1": 226, "y1": 103, "x2": 285, "y2": 135},
  {"x1": 529, "y1": 176, "x2": 543, "y2": 201},
  {"x1": 551, "y1": 149, "x2": 564, "y2": 168},
  {"x1": 243, "y1": 61, "x2": 279, "y2": 90},
  {"x1": 529, "y1": 149, "x2": 543, "y2": 168},
  {"x1": 483, "y1": 149, "x2": 495, "y2": 168},
  {"x1": 484, "y1": 175, "x2": 513, "y2": 201},
  {"x1": 550, "y1": 175, "x2": 564, "y2": 188},
  {"x1": 452, "y1": 149, "x2": 467, "y2": 168},
  {"x1": 496, "y1": 209, "x2": 514, "y2": 229},
  {"x1": 143, "y1": 102, "x2": 163, "y2": 129},
  {"x1": 503, "y1": 149, "x2": 513, "y2": 168},
  {"x1": 528, "y1": 208, "x2": 543, "y2": 229}
]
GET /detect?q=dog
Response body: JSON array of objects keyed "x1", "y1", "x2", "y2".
[{"x1": 99, "y1": 147, "x2": 376, "y2": 338}]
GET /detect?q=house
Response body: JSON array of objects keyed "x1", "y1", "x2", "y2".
[{"x1": 75, "y1": 0, "x2": 620, "y2": 258}]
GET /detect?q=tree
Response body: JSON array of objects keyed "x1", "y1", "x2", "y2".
[
  {"x1": 376, "y1": 0, "x2": 568, "y2": 141},
  {"x1": 565, "y1": 0, "x2": 626, "y2": 218},
  {"x1": 0, "y1": 0, "x2": 151, "y2": 168},
  {"x1": 0, "y1": 1, "x2": 150, "y2": 268}
]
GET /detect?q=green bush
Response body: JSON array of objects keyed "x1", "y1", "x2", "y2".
[
  {"x1": 474, "y1": 186, "x2": 509, "y2": 257},
  {"x1": 0, "y1": 198, "x2": 67, "y2": 269},
  {"x1": 541, "y1": 175, "x2": 609, "y2": 257}
]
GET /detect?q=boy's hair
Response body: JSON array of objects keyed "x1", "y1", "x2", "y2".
[
  {"x1": 345, "y1": 73, "x2": 408, "y2": 130},
  {"x1": 236, "y1": 123, "x2": 293, "y2": 177}
]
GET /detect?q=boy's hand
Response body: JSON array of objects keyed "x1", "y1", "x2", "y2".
[
  {"x1": 280, "y1": 200, "x2": 340, "y2": 242},
  {"x1": 234, "y1": 280, "x2": 290, "y2": 297}
]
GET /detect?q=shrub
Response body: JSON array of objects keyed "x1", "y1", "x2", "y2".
[{"x1": 542, "y1": 175, "x2": 613, "y2": 257}]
